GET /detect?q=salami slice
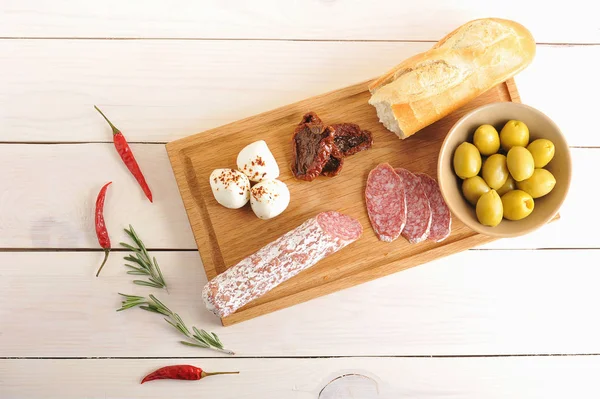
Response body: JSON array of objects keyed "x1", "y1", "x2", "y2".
[
  {"x1": 416, "y1": 173, "x2": 452, "y2": 242},
  {"x1": 365, "y1": 163, "x2": 407, "y2": 242},
  {"x1": 202, "y1": 211, "x2": 362, "y2": 318},
  {"x1": 394, "y1": 168, "x2": 432, "y2": 243}
]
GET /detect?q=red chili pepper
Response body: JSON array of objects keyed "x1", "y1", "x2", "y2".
[
  {"x1": 141, "y1": 365, "x2": 239, "y2": 384},
  {"x1": 95, "y1": 182, "x2": 112, "y2": 277},
  {"x1": 94, "y1": 106, "x2": 153, "y2": 203}
]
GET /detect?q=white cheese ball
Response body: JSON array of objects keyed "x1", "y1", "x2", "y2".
[
  {"x1": 250, "y1": 179, "x2": 290, "y2": 220},
  {"x1": 236, "y1": 140, "x2": 280, "y2": 182},
  {"x1": 209, "y1": 168, "x2": 250, "y2": 209}
]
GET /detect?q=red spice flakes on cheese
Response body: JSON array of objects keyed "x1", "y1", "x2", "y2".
[
  {"x1": 255, "y1": 156, "x2": 266, "y2": 167},
  {"x1": 215, "y1": 169, "x2": 245, "y2": 189},
  {"x1": 252, "y1": 185, "x2": 267, "y2": 200}
]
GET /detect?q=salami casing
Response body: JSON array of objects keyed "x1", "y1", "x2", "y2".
[
  {"x1": 394, "y1": 168, "x2": 432, "y2": 243},
  {"x1": 416, "y1": 173, "x2": 452, "y2": 242},
  {"x1": 202, "y1": 211, "x2": 363, "y2": 318},
  {"x1": 365, "y1": 163, "x2": 407, "y2": 242}
]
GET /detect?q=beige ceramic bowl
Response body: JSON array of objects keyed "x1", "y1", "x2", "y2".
[{"x1": 438, "y1": 102, "x2": 572, "y2": 238}]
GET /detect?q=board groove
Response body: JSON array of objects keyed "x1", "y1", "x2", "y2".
[{"x1": 167, "y1": 77, "x2": 532, "y2": 326}]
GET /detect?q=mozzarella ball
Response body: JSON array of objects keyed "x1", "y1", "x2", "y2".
[
  {"x1": 236, "y1": 140, "x2": 280, "y2": 182},
  {"x1": 209, "y1": 168, "x2": 250, "y2": 209},
  {"x1": 250, "y1": 179, "x2": 290, "y2": 220}
]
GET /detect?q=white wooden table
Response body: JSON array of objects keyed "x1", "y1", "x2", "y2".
[{"x1": 2, "y1": 2, "x2": 600, "y2": 397}]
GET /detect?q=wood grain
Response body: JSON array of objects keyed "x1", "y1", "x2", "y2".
[
  {"x1": 1, "y1": 0, "x2": 598, "y2": 43},
  {"x1": 0, "y1": 143, "x2": 591, "y2": 251},
  {"x1": 4, "y1": 250, "x2": 600, "y2": 357},
  {"x1": 0, "y1": 143, "x2": 196, "y2": 249},
  {"x1": 1, "y1": 41, "x2": 598, "y2": 146},
  {"x1": 3, "y1": 357, "x2": 600, "y2": 399},
  {"x1": 166, "y1": 79, "x2": 524, "y2": 325}
]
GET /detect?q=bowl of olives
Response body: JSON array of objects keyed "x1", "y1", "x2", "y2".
[{"x1": 438, "y1": 102, "x2": 571, "y2": 238}]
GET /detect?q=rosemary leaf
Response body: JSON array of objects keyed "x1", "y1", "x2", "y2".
[
  {"x1": 117, "y1": 303, "x2": 136, "y2": 312},
  {"x1": 118, "y1": 293, "x2": 145, "y2": 300},
  {"x1": 127, "y1": 270, "x2": 149, "y2": 276},
  {"x1": 163, "y1": 317, "x2": 178, "y2": 329},
  {"x1": 123, "y1": 254, "x2": 140, "y2": 262},
  {"x1": 124, "y1": 264, "x2": 145, "y2": 272},
  {"x1": 139, "y1": 305, "x2": 169, "y2": 316},
  {"x1": 120, "y1": 225, "x2": 167, "y2": 291},
  {"x1": 133, "y1": 280, "x2": 161, "y2": 288},
  {"x1": 193, "y1": 327, "x2": 218, "y2": 347},
  {"x1": 129, "y1": 226, "x2": 151, "y2": 263},
  {"x1": 154, "y1": 258, "x2": 166, "y2": 285},
  {"x1": 212, "y1": 332, "x2": 223, "y2": 346},
  {"x1": 192, "y1": 326, "x2": 202, "y2": 338},
  {"x1": 148, "y1": 294, "x2": 169, "y2": 311},
  {"x1": 119, "y1": 243, "x2": 138, "y2": 252},
  {"x1": 173, "y1": 317, "x2": 191, "y2": 336},
  {"x1": 124, "y1": 255, "x2": 147, "y2": 269},
  {"x1": 116, "y1": 293, "x2": 233, "y2": 355},
  {"x1": 196, "y1": 329, "x2": 220, "y2": 348}
]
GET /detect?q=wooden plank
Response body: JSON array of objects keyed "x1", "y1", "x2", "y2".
[
  {"x1": 2, "y1": 356, "x2": 599, "y2": 398},
  {"x1": 0, "y1": 143, "x2": 197, "y2": 249},
  {"x1": 3, "y1": 250, "x2": 600, "y2": 357},
  {"x1": 0, "y1": 41, "x2": 598, "y2": 146},
  {"x1": 167, "y1": 78, "x2": 521, "y2": 325},
  {"x1": 0, "y1": 143, "x2": 592, "y2": 250},
  {"x1": 0, "y1": 0, "x2": 598, "y2": 43}
]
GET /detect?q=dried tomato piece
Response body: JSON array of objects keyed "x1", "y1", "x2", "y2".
[
  {"x1": 291, "y1": 112, "x2": 334, "y2": 181},
  {"x1": 330, "y1": 123, "x2": 373, "y2": 157},
  {"x1": 321, "y1": 128, "x2": 344, "y2": 177}
]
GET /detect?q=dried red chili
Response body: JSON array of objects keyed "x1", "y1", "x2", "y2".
[
  {"x1": 95, "y1": 182, "x2": 112, "y2": 277},
  {"x1": 141, "y1": 365, "x2": 239, "y2": 384},
  {"x1": 94, "y1": 106, "x2": 153, "y2": 203}
]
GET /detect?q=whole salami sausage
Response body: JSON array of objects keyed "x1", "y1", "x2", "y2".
[
  {"x1": 365, "y1": 163, "x2": 407, "y2": 242},
  {"x1": 416, "y1": 173, "x2": 452, "y2": 242},
  {"x1": 394, "y1": 168, "x2": 432, "y2": 244},
  {"x1": 202, "y1": 211, "x2": 363, "y2": 318}
]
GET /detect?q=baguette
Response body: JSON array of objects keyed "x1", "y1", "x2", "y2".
[{"x1": 368, "y1": 18, "x2": 536, "y2": 139}]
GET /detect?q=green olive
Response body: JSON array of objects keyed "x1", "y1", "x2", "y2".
[
  {"x1": 496, "y1": 175, "x2": 516, "y2": 197},
  {"x1": 462, "y1": 176, "x2": 490, "y2": 205},
  {"x1": 507, "y1": 146, "x2": 535, "y2": 182},
  {"x1": 453, "y1": 142, "x2": 482, "y2": 179},
  {"x1": 500, "y1": 120, "x2": 530, "y2": 151},
  {"x1": 501, "y1": 190, "x2": 535, "y2": 221},
  {"x1": 516, "y1": 169, "x2": 556, "y2": 198},
  {"x1": 473, "y1": 124, "x2": 500, "y2": 156},
  {"x1": 476, "y1": 190, "x2": 503, "y2": 227},
  {"x1": 481, "y1": 154, "x2": 509, "y2": 190},
  {"x1": 527, "y1": 139, "x2": 555, "y2": 168}
]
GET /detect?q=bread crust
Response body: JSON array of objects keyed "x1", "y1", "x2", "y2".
[{"x1": 368, "y1": 18, "x2": 536, "y2": 139}]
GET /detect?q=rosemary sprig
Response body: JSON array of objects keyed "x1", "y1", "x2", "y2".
[
  {"x1": 117, "y1": 293, "x2": 234, "y2": 355},
  {"x1": 120, "y1": 225, "x2": 167, "y2": 291}
]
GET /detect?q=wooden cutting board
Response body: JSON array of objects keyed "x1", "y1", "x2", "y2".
[{"x1": 167, "y1": 78, "x2": 522, "y2": 326}]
